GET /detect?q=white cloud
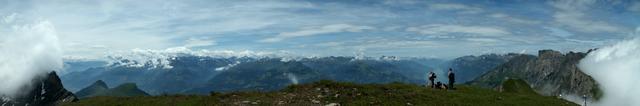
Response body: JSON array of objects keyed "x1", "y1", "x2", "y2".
[
  {"x1": 579, "y1": 38, "x2": 640, "y2": 106},
  {"x1": 184, "y1": 37, "x2": 216, "y2": 48},
  {"x1": 466, "y1": 38, "x2": 499, "y2": 42},
  {"x1": 215, "y1": 61, "x2": 240, "y2": 71},
  {"x1": 383, "y1": 26, "x2": 403, "y2": 31},
  {"x1": 0, "y1": 0, "x2": 322, "y2": 59},
  {"x1": 543, "y1": 27, "x2": 574, "y2": 37},
  {"x1": 565, "y1": 39, "x2": 605, "y2": 45},
  {"x1": 383, "y1": 0, "x2": 419, "y2": 5},
  {"x1": 429, "y1": 3, "x2": 483, "y2": 14},
  {"x1": 315, "y1": 42, "x2": 344, "y2": 47},
  {"x1": 552, "y1": 12, "x2": 623, "y2": 33},
  {"x1": 0, "y1": 17, "x2": 62, "y2": 97},
  {"x1": 1, "y1": 13, "x2": 16, "y2": 23},
  {"x1": 286, "y1": 73, "x2": 299, "y2": 85},
  {"x1": 549, "y1": 0, "x2": 627, "y2": 33},
  {"x1": 406, "y1": 24, "x2": 511, "y2": 36},
  {"x1": 260, "y1": 24, "x2": 375, "y2": 43},
  {"x1": 489, "y1": 13, "x2": 540, "y2": 25},
  {"x1": 346, "y1": 39, "x2": 443, "y2": 50}
]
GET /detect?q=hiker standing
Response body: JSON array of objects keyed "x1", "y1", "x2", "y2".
[
  {"x1": 428, "y1": 71, "x2": 436, "y2": 88},
  {"x1": 583, "y1": 95, "x2": 588, "y2": 106},
  {"x1": 448, "y1": 68, "x2": 455, "y2": 89}
]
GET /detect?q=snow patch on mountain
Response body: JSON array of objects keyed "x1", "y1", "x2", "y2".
[{"x1": 106, "y1": 47, "x2": 299, "y2": 69}]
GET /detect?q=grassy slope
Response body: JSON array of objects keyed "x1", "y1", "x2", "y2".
[
  {"x1": 104, "y1": 83, "x2": 150, "y2": 97},
  {"x1": 63, "y1": 80, "x2": 577, "y2": 106},
  {"x1": 501, "y1": 79, "x2": 537, "y2": 95}
]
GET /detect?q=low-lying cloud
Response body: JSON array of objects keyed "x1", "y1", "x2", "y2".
[
  {"x1": 0, "y1": 15, "x2": 63, "y2": 97},
  {"x1": 578, "y1": 38, "x2": 640, "y2": 106}
]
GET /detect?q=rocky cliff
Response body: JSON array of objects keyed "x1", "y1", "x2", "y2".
[
  {"x1": 1, "y1": 71, "x2": 78, "y2": 106},
  {"x1": 469, "y1": 50, "x2": 600, "y2": 98}
]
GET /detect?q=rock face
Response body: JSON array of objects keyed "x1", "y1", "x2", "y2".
[
  {"x1": 1, "y1": 71, "x2": 78, "y2": 106},
  {"x1": 470, "y1": 50, "x2": 599, "y2": 97}
]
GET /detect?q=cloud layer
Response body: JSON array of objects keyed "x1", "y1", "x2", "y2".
[
  {"x1": 0, "y1": 16, "x2": 62, "y2": 97},
  {"x1": 579, "y1": 38, "x2": 640, "y2": 106},
  {"x1": 0, "y1": 0, "x2": 637, "y2": 59}
]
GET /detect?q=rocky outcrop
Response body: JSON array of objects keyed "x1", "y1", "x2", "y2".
[
  {"x1": 470, "y1": 50, "x2": 599, "y2": 98},
  {"x1": 1, "y1": 71, "x2": 78, "y2": 106}
]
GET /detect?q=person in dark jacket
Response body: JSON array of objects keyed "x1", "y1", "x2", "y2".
[
  {"x1": 428, "y1": 71, "x2": 436, "y2": 88},
  {"x1": 448, "y1": 68, "x2": 455, "y2": 89}
]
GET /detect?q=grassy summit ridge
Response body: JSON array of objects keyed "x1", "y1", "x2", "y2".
[{"x1": 63, "y1": 80, "x2": 577, "y2": 106}]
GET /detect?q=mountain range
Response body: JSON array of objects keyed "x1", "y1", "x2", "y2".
[{"x1": 59, "y1": 49, "x2": 598, "y2": 100}]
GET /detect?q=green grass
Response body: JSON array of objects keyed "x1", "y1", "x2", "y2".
[
  {"x1": 62, "y1": 80, "x2": 577, "y2": 106},
  {"x1": 501, "y1": 79, "x2": 537, "y2": 95}
]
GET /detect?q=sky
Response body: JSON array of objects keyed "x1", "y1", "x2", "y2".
[{"x1": 1, "y1": 0, "x2": 639, "y2": 59}]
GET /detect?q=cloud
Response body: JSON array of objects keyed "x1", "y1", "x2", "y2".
[
  {"x1": 466, "y1": 38, "x2": 500, "y2": 42},
  {"x1": 489, "y1": 13, "x2": 540, "y2": 25},
  {"x1": 429, "y1": 3, "x2": 483, "y2": 14},
  {"x1": 286, "y1": 73, "x2": 299, "y2": 85},
  {"x1": 184, "y1": 37, "x2": 216, "y2": 48},
  {"x1": 0, "y1": 0, "x2": 321, "y2": 59},
  {"x1": 1, "y1": 0, "x2": 636, "y2": 59},
  {"x1": 0, "y1": 16, "x2": 62, "y2": 97},
  {"x1": 630, "y1": 2, "x2": 640, "y2": 12},
  {"x1": 1, "y1": 13, "x2": 16, "y2": 23},
  {"x1": 578, "y1": 38, "x2": 640, "y2": 106},
  {"x1": 315, "y1": 42, "x2": 345, "y2": 47},
  {"x1": 543, "y1": 27, "x2": 574, "y2": 37},
  {"x1": 383, "y1": 0, "x2": 420, "y2": 5},
  {"x1": 215, "y1": 61, "x2": 240, "y2": 71},
  {"x1": 260, "y1": 24, "x2": 375, "y2": 43},
  {"x1": 548, "y1": 0, "x2": 627, "y2": 33},
  {"x1": 565, "y1": 39, "x2": 605, "y2": 45},
  {"x1": 406, "y1": 24, "x2": 511, "y2": 37}
]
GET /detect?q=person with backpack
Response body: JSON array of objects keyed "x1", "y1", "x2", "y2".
[{"x1": 428, "y1": 71, "x2": 437, "y2": 88}]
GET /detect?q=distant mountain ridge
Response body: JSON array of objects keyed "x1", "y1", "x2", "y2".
[
  {"x1": 60, "y1": 52, "x2": 525, "y2": 96},
  {"x1": 61, "y1": 56, "x2": 246, "y2": 94},
  {"x1": 76, "y1": 80, "x2": 149, "y2": 98},
  {"x1": 62, "y1": 56, "x2": 445, "y2": 95},
  {"x1": 445, "y1": 53, "x2": 520, "y2": 83}
]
